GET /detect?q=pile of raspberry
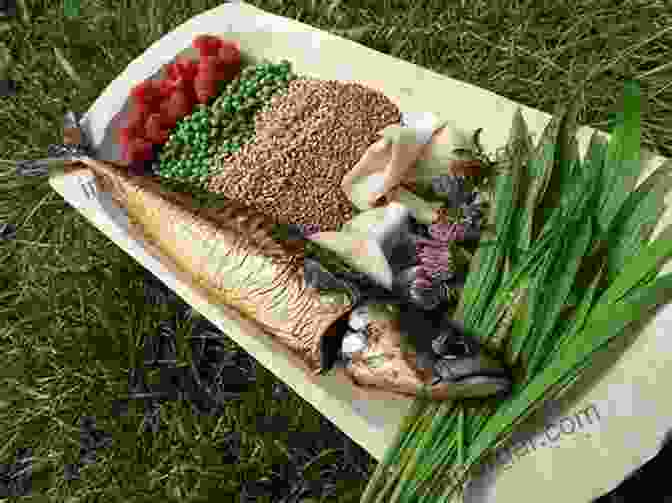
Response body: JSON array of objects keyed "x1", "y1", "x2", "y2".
[{"x1": 117, "y1": 35, "x2": 242, "y2": 166}]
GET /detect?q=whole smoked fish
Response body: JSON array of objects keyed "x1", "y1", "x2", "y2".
[
  {"x1": 71, "y1": 158, "x2": 352, "y2": 372},
  {"x1": 67, "y1": 158, "x2": 510, "y2": 400}
]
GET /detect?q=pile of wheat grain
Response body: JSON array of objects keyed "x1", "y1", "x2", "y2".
[{"x1": 207, "y1": 78, "x2": 400, "y2": 231}]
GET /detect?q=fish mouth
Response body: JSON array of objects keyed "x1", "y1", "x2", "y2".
[{"x1": 431, "y1": 353, "x2": 512, "y2": 398}]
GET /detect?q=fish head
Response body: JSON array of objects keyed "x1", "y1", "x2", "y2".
[{"x1": 342, "y1": 305, "x2": 511, "y2": 400}]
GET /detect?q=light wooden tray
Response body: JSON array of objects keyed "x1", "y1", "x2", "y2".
[{"x1": 49, "y1": 2, "x2": 672, "y2": 502}]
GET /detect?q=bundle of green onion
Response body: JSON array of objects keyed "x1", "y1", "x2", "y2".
[{"x1": 360, "y1": 80, "x2": 672, "y2": 503}]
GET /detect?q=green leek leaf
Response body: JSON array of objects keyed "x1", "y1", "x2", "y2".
[
  {"x1": 542, "y1": 261, "x2": 607, "y2": 371},
  {"x1": 598, "y1": 80, "x2": 643, "y2": 233},
  {"x1": 456, "y1": 109, "x2": 527, "y2": 327},
  {"x1": 605, "y1": 159, "x2": 672, "y2": 283},
  {"x1": 597, "y1": 224, "x2": 672, "y2": 309},
  {"x1": 526, "y1": 215, "x2": 594, "y2": 377}
]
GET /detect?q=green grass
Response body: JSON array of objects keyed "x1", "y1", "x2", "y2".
[{"x1": 0, "y1": 0, "x2": 671, "y2": 501}]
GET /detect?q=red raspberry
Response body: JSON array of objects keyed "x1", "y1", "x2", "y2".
[
  {"x1": 192, "y1": 35, "x2": 222, "y2": 57},
  {"x1": 131, "y1": 80, "x2": 162, "y2": 106},
  {"x1": 158, "y1": 78, "x2": 177, "y2": 98},
  {"x1": 125, "y1": 121, "x2": 145, "y2": 142},
  {"x1": 126, "y1": 137, "x2": 154, "y2": 163},
  {"x1": 165, "y1": 57, "x2": 199, "y2": 86},
  {"x1": 157, "y1": 105, "x2": 177, "y2": 129},
  {"x1": 165, "y1": 68, "x2": 198, "y2": 104},
  {"x1": 175, "y1": 57, "x2": 199, "y2": 82},
  {"x1": 217, "y1": 41, "x2": 241, "y2": 67},
  {"x1": 127, "y1": 102, "x2": 151, "y2": 125},
  {"x1": 182, "y1": 76, "x2": 199, "y2": 105},
  {"x1": 165, "y1": 62, "x2": 181, "y2": 83},
  {"x1": 194, "y1": 73, "x2": 218, "y2": 103},
  {"x1": 198, "y1": 56, "x2": 225, "y2": 76},
  {"x1": 130, "y1": 81, "x2": 151, "y2": 102},
  {"x1": 117, "y1": 126, "x2": 132, "y2": 146},
  {"x1": 145, "y1": 113, "x2": 170, "y2": 144},
  {"x1": 162, "y1": 88, "x2": 194, "y2": 122}
]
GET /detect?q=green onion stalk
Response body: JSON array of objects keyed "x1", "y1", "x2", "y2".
[{"x1": 360, "y1": 79, "x2": 672, "y2": 503}]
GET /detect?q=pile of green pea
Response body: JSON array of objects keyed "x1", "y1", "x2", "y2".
[
  {"x1": 155, "y1": 59, "x2": 298, "y2": 184},
  {"x1": 209, "y1": 59, "x2": 297, "y2": 157},
  {"x1": 155, "y1": 104, "x2": 213, "y2": 183}
]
